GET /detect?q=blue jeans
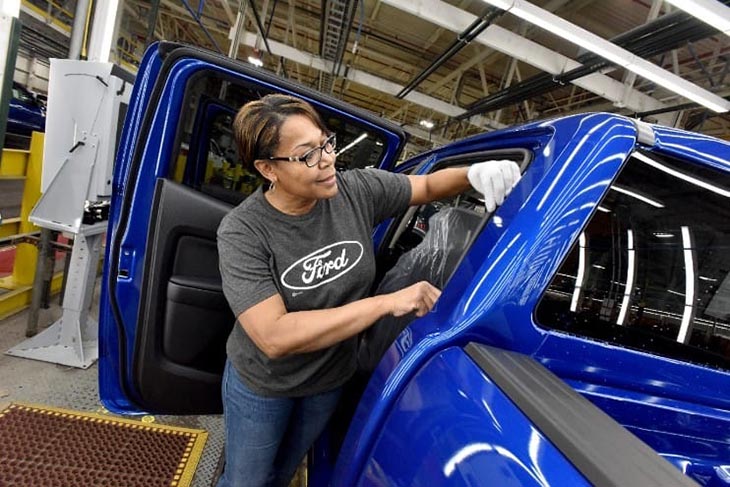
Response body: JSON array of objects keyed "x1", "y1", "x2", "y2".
[{"x1": 216, "y1": 360, "x2": 342, "y2": 487}]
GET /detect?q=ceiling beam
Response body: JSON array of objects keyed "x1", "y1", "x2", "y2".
[
  {"x1": 381, "y1": 0, "x2": 671, "y2": 119},
  {"x1": 216, "y1": 0, "x2": 236, "y2": 25},
  {"x1": 236, "y1": 31, "x2": 505, "y2": 132}
]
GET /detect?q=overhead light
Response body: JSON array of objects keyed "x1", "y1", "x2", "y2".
[
  {"x1": 337, "y1": 133, "x2": 368, "y2": 156},
  {"x1": 653, "y1": 232, "x2": 675, "y2": 238},
  {"x1": 570, "y1": 232, "x2": 587, "y2": 312},
  {"x1": 592, "y1": 264, "x2": 605, "y2": 269},
  {"x1": 616, "y1": 229, "x2": 635, "y2": 326},
  {"x1": 419, "y1": 120, "x2": 435, "y2": 129},
  {"x1": 663, "y1": 0, "x2": 730, "y2": 36},
  {"x1": 677, "y1": 226, "x2": 696, "y2": 344},
  {"x1": 596, "y1": 205, "x2": 611, "y2": 213},
  {"x1": 247, "y1": 56, "x2": 263, "y2": 67},
  {"x1": 611, "y1": 185, "x2": 665, "y2": 208},
  {"x1": 633, "y1": 152, "x2": 730, "y2": 199},
  {"x1": 480, "y1": 0, "x2": 730, "y2": 112}
]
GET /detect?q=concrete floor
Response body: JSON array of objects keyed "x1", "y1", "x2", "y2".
[{"x1": 0, "y1": 285, "x2": 225, "y2": 487}]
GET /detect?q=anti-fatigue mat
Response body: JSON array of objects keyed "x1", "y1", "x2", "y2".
[{"x1": 0, "y1": 403, "x2": 207, "y2": 487}]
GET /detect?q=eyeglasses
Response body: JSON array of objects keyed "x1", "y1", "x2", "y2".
[{"x1": 267, "y1": 134, "x2": 337, "y2": 168}]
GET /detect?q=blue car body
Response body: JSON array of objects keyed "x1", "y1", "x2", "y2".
[
  {"x1": 99, "y1": 43, "x2": 730, "y2": 486},
  {"x1": 7, "y1": 82, "x2": 45, "y2": 135}
]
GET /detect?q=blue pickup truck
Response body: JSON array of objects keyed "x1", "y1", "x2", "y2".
[
  {"x1": 99, "y1": 43, "x2": 730, "y2": 486},
  {"x1": 7, "y1": 81, "x2": 45, "y2": 136}
]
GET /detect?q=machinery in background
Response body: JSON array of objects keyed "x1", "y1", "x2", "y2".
[{"x1": 7, "y1": 59, "x2": 132, "y2": 368}]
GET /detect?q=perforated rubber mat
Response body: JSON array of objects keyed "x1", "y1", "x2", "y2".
[{"x1": 0, "y1": 403, "x2": 208, "y2": 487}]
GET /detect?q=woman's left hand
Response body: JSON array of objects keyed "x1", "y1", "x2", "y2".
[{"x1": 467, "y1": 160, "x2": 522, "y2": 212}]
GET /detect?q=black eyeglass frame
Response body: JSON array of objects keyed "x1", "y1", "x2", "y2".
[{"x1": 266, "y1": 134, "x2": 337, "y2": 168}]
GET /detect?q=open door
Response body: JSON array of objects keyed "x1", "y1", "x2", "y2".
[{"x1": 99, "y1": 43, "x2": 407, "y2": 415}]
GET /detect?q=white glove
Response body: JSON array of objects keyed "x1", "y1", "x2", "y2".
[{"x1": 467, "y1": 160, "x2": 521, "y2": 212}]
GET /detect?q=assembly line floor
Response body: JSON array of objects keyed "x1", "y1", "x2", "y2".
[{"x1": 0, "y1": 285, "x2": 225, "y2": 487}]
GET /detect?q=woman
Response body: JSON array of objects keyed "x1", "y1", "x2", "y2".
[{"x1": 216, "y1": 94, "x2": 520, "y2": 487}]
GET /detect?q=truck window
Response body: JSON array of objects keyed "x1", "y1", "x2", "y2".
[
  {"x1": 536, "y1": 150, "x2": 730, "y2": 370},
  {"x1": 166, "y1": 74, "x2": 389, "y2": 206}
]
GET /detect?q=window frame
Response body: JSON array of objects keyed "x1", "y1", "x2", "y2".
[{"x1": 534, "y1": 148, "x2": 730, "y2": 372}]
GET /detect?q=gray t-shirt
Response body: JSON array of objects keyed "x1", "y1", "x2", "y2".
[{"x1": 217, "y1": 168, "x2": 411, "y2": 397}]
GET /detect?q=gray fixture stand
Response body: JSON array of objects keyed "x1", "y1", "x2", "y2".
[
  {"x1": 7, "y1": 222, "x2": 106, "y2": 368},
  {"x1": 6, "y1": 60, "x2": 130, "y2": 368}
]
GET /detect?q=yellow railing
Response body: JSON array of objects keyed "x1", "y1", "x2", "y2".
[{"x1": 0, "y1": 133, "x2": 64, "y2": 320}]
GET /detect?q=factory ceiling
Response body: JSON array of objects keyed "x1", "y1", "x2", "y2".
[{"x1": 18, "y1": 0, "x2": 730, "y2": 149}]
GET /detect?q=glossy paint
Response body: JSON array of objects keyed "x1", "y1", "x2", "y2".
[
  {"x1": 334, "y1": 113, "x2": 730, "y2": 486},
  {"x1": 99, "y1": 44, "x2": 407, "y2": 413},
  {"x1": 358, "y1": 347, "x2": 590, "y2": 487}
]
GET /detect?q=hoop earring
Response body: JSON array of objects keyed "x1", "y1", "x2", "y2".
[{"x1": 269, "y1": 181, "x2": 276, "y2": 192}]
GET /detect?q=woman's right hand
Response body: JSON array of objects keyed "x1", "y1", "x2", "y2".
[{"x1": 386, "y1": 281, "x2": 442, "y2": 317}]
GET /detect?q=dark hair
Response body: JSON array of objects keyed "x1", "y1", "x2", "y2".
[{"x1": 233, "y1": 94, "x2": 328, "y2": 171}]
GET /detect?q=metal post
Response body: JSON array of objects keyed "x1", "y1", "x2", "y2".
[
  {"x1": 145, "y1": 0, "x2": 162, "y2": 49},
  {"x1": 87, "y1": 0, "x2": 121, "y2": 62},
  {"x1": 59, "y1": 241, "x2": 73, "y2": 305},
  {"x1": 69, "y1": 0, "x2": 91, "y2": 60},
  {"x1": 25, "y1": 228, "x2": 51, "y2": 337},
  {"x1": 228, "y1": 0, "x2": 247, "y2": 59},
  {"x1": 40, "y1": 231, "x2": 56, "y2": 309},
  {"x1": 9, "y1": 226, "x2": 105, "y2": 368}
]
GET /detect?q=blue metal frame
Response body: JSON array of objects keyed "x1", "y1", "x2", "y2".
[{"x1": 333, "y1": 113, "x2": 730, "y2": 486}]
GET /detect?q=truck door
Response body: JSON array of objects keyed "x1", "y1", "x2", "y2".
[{"x1": 99, "y1": 43, "x2": 407, "y2": 415}]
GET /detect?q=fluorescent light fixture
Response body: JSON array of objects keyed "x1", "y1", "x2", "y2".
[
  {"x1": 677, "y1": 226, "x2": 696, "y2": 343},
  {"x1": 653, "y1": 232, "x2": 675, "y2": 238},
  {"x1": 596, "y1": 205, "x2": 611, "y2": 213},
  {"x1": 570, "y1": 232, "x2": 587, "y2": 312},
  {"x1": 611, "y1": 185, "x2": 665, "y2": 208},
  {"x1": 634, "y1": 152, "x2": 730, "y2": 199},
  {"x1": 247, "y1": 56, "x2": 263, "y2": 67},
  {"x1": 592, "y1": 264, "x2": 605, "y2": 269},
  {"x1": 664, "y1": 0, "x2": 730, "y2": 36},
  {"x1": 336, "y1": 133, "x2": 368, "y2": 156},
  {"x1": 667, "y1": 289, "x2": 686, "y2": 297},
  {"x1": 699, "y1": 275, "x2": 718, "y2": 282},
  {"x1": 480, "y1": 0, "x2": 730, "y2": 112},
  {"x1": 419, "y1": 120, "x2": 435, "y2": 129},
  {"x1": 616, "y1": 229, "x2": 635, "y2": 325},
  {"x1": 1, "y1": 0, "x2": 20, "y2": 16}
]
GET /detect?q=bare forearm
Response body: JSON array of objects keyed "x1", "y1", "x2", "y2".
[
  {"x1": 409, "y1": 167, "x2": 470, "y2": 205},
  {"x1": 259, "y1": 295, "x2": 392, "y2": 357}
]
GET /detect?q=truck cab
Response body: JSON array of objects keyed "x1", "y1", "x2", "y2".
[{"x1": 99, "y1": 43, "x2": 730, "y2": 486}]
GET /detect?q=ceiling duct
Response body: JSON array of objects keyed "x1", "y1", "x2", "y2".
[
  {"x1": 456, "y1": 8, "x2": 727, "y2": 122},
  {"x1": 396, "y1": 6, "x2": 504, "y2": 99}
]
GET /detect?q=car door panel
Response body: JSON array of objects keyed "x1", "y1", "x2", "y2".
[{"x1": 133, "y1": 179, "x2": 233, "y2": 413}]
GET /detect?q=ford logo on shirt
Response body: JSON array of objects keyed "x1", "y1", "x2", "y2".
[{"x1": 281, "y1": 241, "x2": 364, "y2": 290}]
